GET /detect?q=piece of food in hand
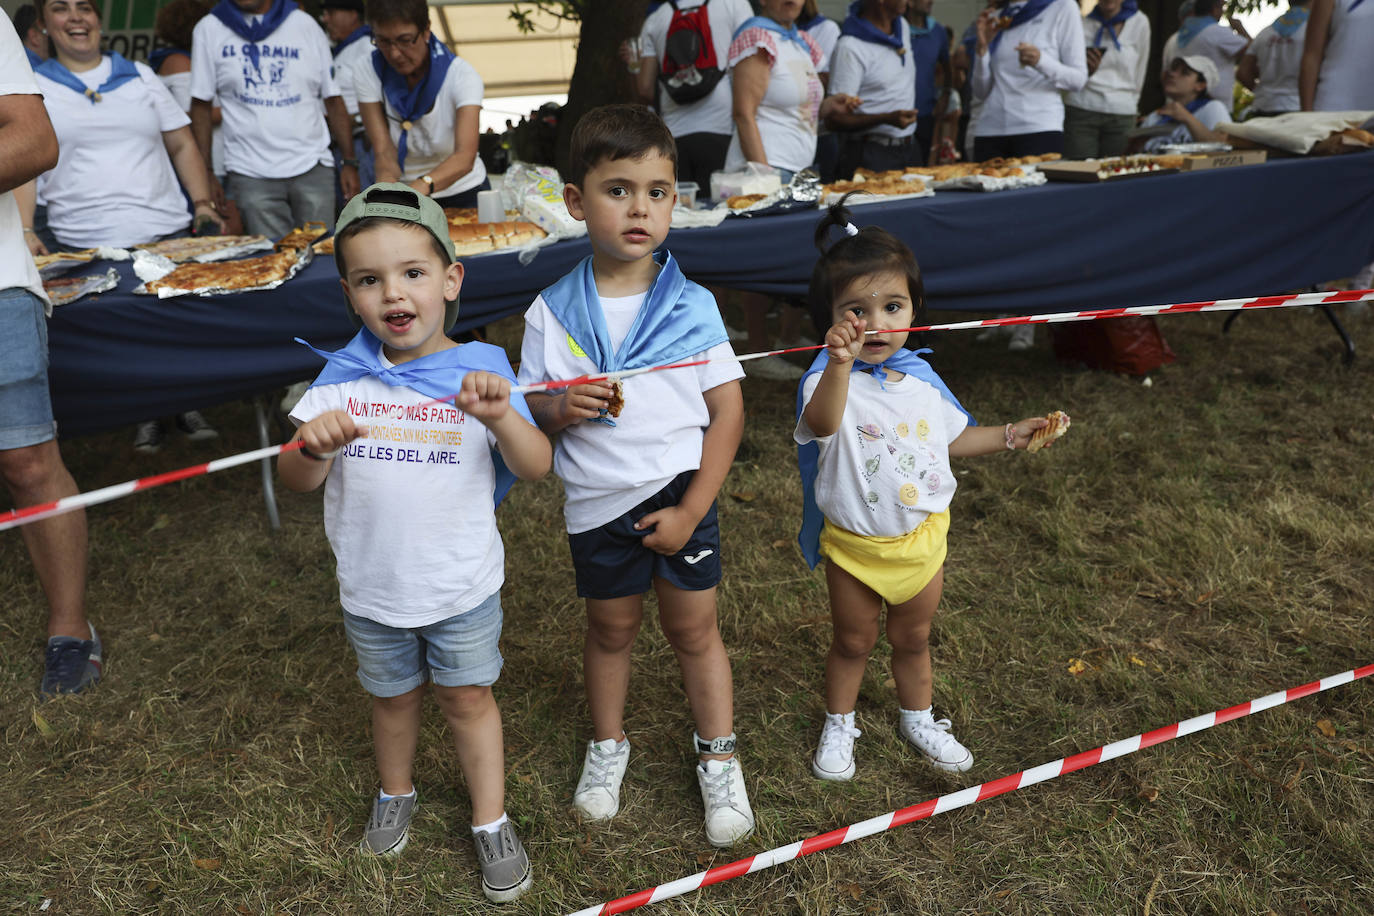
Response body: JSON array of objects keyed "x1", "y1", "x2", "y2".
[
  {"x1": 606, "y1": 379, "x2": 625, "y2": 417},
  {"x1": 1027, "y1": 410, "x2": 1071, "y2": 453}
]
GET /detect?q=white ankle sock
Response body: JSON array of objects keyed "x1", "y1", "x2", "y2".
[
  {"x1": 378, "y1": 787, "x2": 416, "y2": 802},
  {"x1": 900, "y1": 706, "x2": 934, "y2": 727},
  {"x1": 471, "y1": 812, "x2": 509, "y2": 836}
]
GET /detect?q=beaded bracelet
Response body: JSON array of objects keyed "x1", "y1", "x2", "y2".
[{"x1": 1004, "y1": 423, "x2": 1016, "y2": 450}]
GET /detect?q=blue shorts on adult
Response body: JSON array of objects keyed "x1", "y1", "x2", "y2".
[
  {"x1": 568, "y1": 469, "x2": 723, "y2": 600},
  {"x1": 341, "y1": 591, "x2": 504, "y2": 698},
  {"x1": 0, "y1": 288, "x2": 57, "y2": 450}
]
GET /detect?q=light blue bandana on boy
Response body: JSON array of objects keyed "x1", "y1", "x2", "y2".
[
  {"x1": 296, "y1": 328, "x2": 534, "y2": 504},
  {"x1": 795, "y1": 348, "x2": 974, "y2": 569}
]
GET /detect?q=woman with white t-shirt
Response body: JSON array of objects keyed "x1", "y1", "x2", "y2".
[
  {"x1": 1063, "y1": 0, "x2": 1150, "y2": 159},
  {"x1": 1299, "y1": 0, "x2": 1374, "y2": 111},
  {"x1": 970, "y1": 0, "x2": 1088, "y2": 160},
  {"x1": 356, "y1": 0, "x2": 489, "y2": 208}
]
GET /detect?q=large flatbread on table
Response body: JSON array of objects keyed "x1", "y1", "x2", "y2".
[
  {"x1": 144, "y1": 250, "x2": 300, "y2": 294},
  {"x1": 135, "y1": 234, "x2": 272, "y2": 263}
]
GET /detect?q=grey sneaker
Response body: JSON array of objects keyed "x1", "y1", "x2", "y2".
[
  {"x1": 133, "y1": 420, "x2": 164, "y2": 454},
  {"x1": 360, "y1": 792, "x2": 415, "y2": 856},
  {"x1": 175, "y1": 410, "x2": 219, "y2": 441},
  {"x1": 40, "y1": 623, "x2": 102, "y2": 698},
  {"x1": 474, "y1": 821, "x2": 533, "y2": 903}
]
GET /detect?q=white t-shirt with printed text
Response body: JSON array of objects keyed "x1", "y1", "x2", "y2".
[
  {"x1": 353, "y1": 52, "x2": 488, "y2": 198},
  {"x1": 518, "y1": 289, "x2": 743, "y2": 534},
  {"x1": 795, "y1": 369, "x2": 969, "y2": 538},
  {"x1": 290, "y1": 365, "x2": 505, "y2": 628},
  {"x1": 1249, "y1": 21, "x2": 1306, "y2": 113},
  {"x1": 190, "y1": 9, "x2": 338, "y2": 179},
  {"x1": 640, "y1": 0, "x2": 754, "y2": 138}
]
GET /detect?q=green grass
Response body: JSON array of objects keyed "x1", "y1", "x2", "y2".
[{"x1": 2, "y1": 304, "x2": 1371, "y2": 914}]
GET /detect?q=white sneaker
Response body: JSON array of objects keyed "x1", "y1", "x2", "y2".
[
  {"x1": 573, "y1": 737, "x2": 630, "y2": 821},
  {"x1": 1006, "y1": 324, "x2": 1035, "y2": 352},
  {"x1": 812, "y1": 712, "x2": 861, "y2": 781},
  {"x1": 900, "y1": 709, "x2": 973, "y2": 773},
  {"x1": 745, "y1": 355, "x2": 804, "y2": 381},
  {"x1": 697, "y1": 757, "x2": 755, "y2": 847}
]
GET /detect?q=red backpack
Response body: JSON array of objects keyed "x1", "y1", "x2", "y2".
[{"x1": 658, "y1": 0, "x2": 726, "y2": 105}]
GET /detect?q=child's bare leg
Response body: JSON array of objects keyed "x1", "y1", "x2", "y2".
[
  {"x1": 655, "y1": 581, "x2": 732, "y2": 759},
  {"x1": 584, "y1": 596, "x2": 644, "y2": 742},
  {"x1": 885, "y1": 568, "x2": 944, "y2": 711},
  {"x1": 373, "y1": 685, "x2": 425, "y2": 795},
  {"x1": 824, "y1": 561, "x2": 884, "y2": 714},
  {"x1": 432, "y1": 684, "x2": 506, "y2": 825}
]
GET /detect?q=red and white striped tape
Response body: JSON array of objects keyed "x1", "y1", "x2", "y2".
[
  {"x1": 566, "y1": 663, "x2": 1373, "y2": 916},
  {"x1": 5, "y1": 288, "x2": 1368, "y2": 533}
]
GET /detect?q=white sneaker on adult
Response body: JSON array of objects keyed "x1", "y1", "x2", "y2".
[
  {"x1": 900, "y1": 709, "x2": 973, "y2": 773},
  {"x1": 697, "y1": 757, "x2": 755, "y2": 847},
  {"x1": 811, "y1": 712, "x2": 862, "y2": 781},
  {"x1": 1006, "y1": 324, "x2": 1035, "y2": 352},
  {"x1": 745, "y1": 355, "x2": 804, "y2": 381},
  {"x1": 573, "y1": 737, "x2": 630, "y2": 821}
]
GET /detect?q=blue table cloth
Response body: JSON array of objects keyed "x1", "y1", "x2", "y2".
[{"x1": 47, "y1": 152, "x2": 1374, "y2": 435}]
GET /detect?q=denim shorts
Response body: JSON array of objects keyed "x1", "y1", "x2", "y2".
[
  {"x1": 568, "y1": 470, "x2": 723, "y2": 600},
  {"x1": 341, "y1": 591, "x2": 504, "y2": 697},
  {"x1": 0, "y1": 288, "x2": 57, "y2": 450}
]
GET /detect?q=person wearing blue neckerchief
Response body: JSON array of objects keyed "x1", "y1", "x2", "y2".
[
  {"x1": 1237, "y1": 0, "x2": 1310, "y2": 116},
  {"x1": 189, "y1": 0, "x2": 359, "y2": 239},
  {"x1": 1168, "y1": 0, "x2": 1249, "y2": 108},
  {"x1": 904, "y1": 0, "x2": 953, "y2": 165},
  {"x1": 827, "y1": 0, "x2": 921, "y2": 177},
  {"x1": 283, "y1": 183, "x2": 549, "y2": 901},
  {"x1": 795, "y1": 196, "x2": 1059, "y2": 783},
  {"x1": 1131, "y1": 54, "x2": 1231, "y2": 152},
  {"x1": 1063, "y1": 0, "x2": 1150, "y2": 159},
  {"x1": 320, "y1": 0, "x2": 376, "y2": 197},
  {"x1": 355, "y1": 0, "x2": 489, "y2": 208},
  {"x1": 517, "y1": 105, "x2": 755, "y2": 850}
]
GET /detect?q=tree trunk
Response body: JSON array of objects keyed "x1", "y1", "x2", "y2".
[{"x1": 555, "y1": 0, "x2": 651, "y2": 176}]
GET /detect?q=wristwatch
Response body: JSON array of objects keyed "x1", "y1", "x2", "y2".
[
  {"x1": 341, "y1": 157, "x2": 360, "y2": 168},
  {"x1": 420, "y1": 174, "x2": 435, "y2": 194}
]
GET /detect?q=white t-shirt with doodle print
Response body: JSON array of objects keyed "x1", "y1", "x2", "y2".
[
  {"x1": 290, "y1": 364, "x2": 504, "y2": 628},
  {"x1": 795, "y1": 368, "x2": 968, "y2": 538}
]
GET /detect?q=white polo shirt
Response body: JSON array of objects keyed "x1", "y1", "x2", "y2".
[
  {"x1": 971, "y1": 0, "x2": 1088, "y2": 136},
  {"x1": 1066, "y1": 10, "x2": 1151, "y2": 116},
  {"x1": 353, "y1": 53, "x2": 488, "y2": 198},
  {"x1": 828, "y1": 24, "x2": 916, "y2": 139},
  {"x1": 190, "y1": 8, "x2": 339, "y2": 179},
  {"x1": 1249, "y1": 21, "x2": 1306, "y2": 113},
  {"x1": 639, "y1": 0, "x2": 753, "y2": 137},
  {"x1": 0, "y1": 16, "x2": 46, "y2": 308}
]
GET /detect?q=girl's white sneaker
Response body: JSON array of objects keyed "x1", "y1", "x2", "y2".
[
  {"x1": 811, "y1": 712, "x2": 861, "y2": 781},
  {"x1": 900, "y1": 710, "x2": 973, "y2": 773}
]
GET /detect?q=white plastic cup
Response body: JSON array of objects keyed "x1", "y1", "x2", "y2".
[
  {"x1": 477, "y1": 189, "x2": 504, "y2": 224},
  {"x1": 626, "y1": 37, "x2": 642, "y2": 74}
]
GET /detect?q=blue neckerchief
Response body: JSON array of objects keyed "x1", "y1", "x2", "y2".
[
  {"x1": 540, "y1": 250, "x2": 728, "y2": 378},
  {"x1": 212, "y1": 0, "x2": 292, "y2": 75},
  {"x1": 332, "y1": 25, "x2": 371, "y2": 58},
  {"x1": 1176, "y1": 14, "x2": 1218, "y2": 48},
  {"x1": 146, "y1": 46, "x2": 187, "y2": 72},
  {"x1": 1157, "y1": 94, "x2": 1211, "y2": 123},
  {"x1": 296, "y1": 329, "x2": 534, "y2": 506},
  {"x1": 1087, "y1": 1, "x2": 1137, "y2": 49},
  {"x1": 1350, "y1": 0, "x2": 1367, "y2": 12},
  {"x1": 795, "y1": 348, "x2": 975, "y2": 569},
  {"x1": 25, "y1": 47, "x2": 42, "y2": 68},
  {"x1": 372, "y1": 34, "x2": 453, "y2": 171},
  {"x1": 990, "y1": 0, "x2": 1058, "y2": 51},
  {"x1": 733, "y1": 15, "x2": 813, "y2": 55},
  {"x1": 908, "y1": 14, "x2": 941, "y2": 38},
  {"x1": 840, "y1": 1, "x2": 907, "y2": 55},
  {"x1": 1271, "y1": 6, "x2": 1310, "y2": 37},
  {"x1": 35, "y1": 52, "x2": 141, "y2": 103}
]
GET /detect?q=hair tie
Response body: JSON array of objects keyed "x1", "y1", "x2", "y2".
[{"x1": 843, "y1": 222, "x2": 860, "y2": 237}]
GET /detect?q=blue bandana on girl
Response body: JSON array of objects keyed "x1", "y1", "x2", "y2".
[
  {"x1": 211, "y1": 0, "x2": 292, "y2": 74},
  {"x1": 1176, "y1": 14, "x2": 1217, "y2": 48},
  {"x1": 795, "y1": 348, "x2": 974, "y2": 569},
  {"x1": 734, "y1": 15, "x2": 813, "y2": 55},
  {"x1": 372, "y1": 33, "x2": 453, "y2": 171},
  {"x1": 333, "y1": 25, "x2": 371, "y2": 57},
  {"x1": 1087, "y1": 1, "x2": 1138, "y2": 50},
  {"x1": 35, "y1": 52, "x2": 141, "y2": 103},
  {"x1": 296, "y1": 329, "x2": 533, "y2": 505},
  {"x1": 1271, "y1": 6, "x2": 1310, "y2": 37},
  {"x1": 990, "y1": 0, "x2": 1059, "y2": 50},
  {"x1": 840, "y1": 0, "x2": 907, "y2": 55},
  {"x1": 540, "y1": 250, "x2": 728, "y2": 377}
]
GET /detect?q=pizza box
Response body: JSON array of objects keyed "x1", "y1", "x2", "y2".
[
  {"x1": 1173, "y1": 148, "x2": 1268, "y2": 170},
  {"x1": 1037, "y1": 160, "x2": 1178, "y2": 182}
]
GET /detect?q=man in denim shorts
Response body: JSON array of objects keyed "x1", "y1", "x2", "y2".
[{"x1": 0, "y1": 12, "x2": 100, "y2": 698}]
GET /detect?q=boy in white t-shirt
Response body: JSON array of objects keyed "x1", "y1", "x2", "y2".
[
  {"x1": 516, "y1": 105, "x2": 753, "y2": 848},
  {"x1": 280, "y1": 183, "x2": 550, "y2": 903}
]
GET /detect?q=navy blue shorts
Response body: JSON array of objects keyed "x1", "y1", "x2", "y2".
[{"x1": 569, "y1": 470, "x2": 722, "y2": 600}]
